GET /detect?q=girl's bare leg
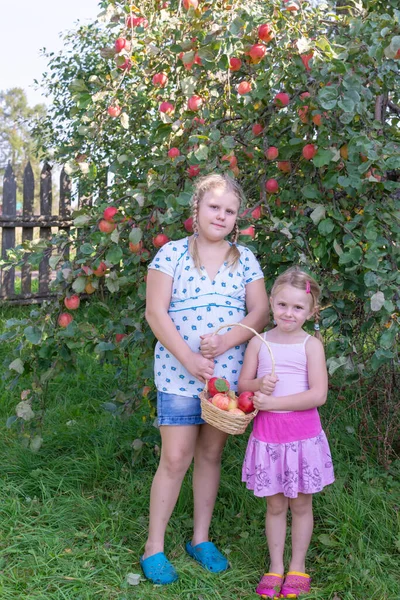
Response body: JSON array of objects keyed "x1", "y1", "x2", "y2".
[
  {"x1": 191, "y1": 424, "x2": 228, "y2": 546},
  {"x1": 288, "y1": 493, "x2": 313, "y2": 573},
  {"x1": 144, "y1": 425, "x2": 199, "y2": 558},
  {"x1": 266, "y1": 493, "x2": 289, "y2": 575}
]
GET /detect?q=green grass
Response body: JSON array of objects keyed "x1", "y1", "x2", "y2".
[{"x1": 0, "y1": 307, "x2": 399, "y2": 599}]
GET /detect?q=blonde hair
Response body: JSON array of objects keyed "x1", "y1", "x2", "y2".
[
  {"x1": 271, "y1": 266, "x2": 323, "y2": 341},
  {"x1": 189, "y1": 174, "x2": 243, "y2": 270}
]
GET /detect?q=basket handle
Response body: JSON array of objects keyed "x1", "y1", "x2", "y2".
[{"x1": 212, "y1": 322, "x2": 275, "y2": 377}]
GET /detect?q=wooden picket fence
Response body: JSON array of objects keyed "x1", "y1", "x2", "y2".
[{"x1": 0, "y1": 162, "x2": 72, "y2": 305}]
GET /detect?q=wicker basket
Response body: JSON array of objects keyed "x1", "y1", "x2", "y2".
[{"x1": 200, "y1": 323, "x2": 275, "y2": 435}]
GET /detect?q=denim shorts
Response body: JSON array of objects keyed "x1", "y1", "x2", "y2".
[{"x1": 157, "y1": 391, "x2": 205, "y2": 426}]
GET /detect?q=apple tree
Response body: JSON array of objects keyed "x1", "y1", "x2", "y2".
[{"x1": 2, "y1": 0, "x2": 399, "y2": 463}]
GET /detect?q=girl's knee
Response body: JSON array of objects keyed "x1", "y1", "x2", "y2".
[
  {"x1": 160, "y1": 448, "x2": 193, "y2": 477},
  {"x1": 267, "y1": 494, "x2": 289, "y2": 515},
  {"x1": 289, "y1": 494, "x2": 313, "y2": 516}
]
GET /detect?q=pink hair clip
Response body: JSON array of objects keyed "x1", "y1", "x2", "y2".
[{"x1": 306, "y1": 281, "x2": 311, "y2": 293}]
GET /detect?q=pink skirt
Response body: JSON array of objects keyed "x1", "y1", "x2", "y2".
[{"x1": 242, "y1": 411, "x2": 335, "y2": 498}]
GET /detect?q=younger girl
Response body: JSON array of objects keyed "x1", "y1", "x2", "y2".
[
  {"x1": 239, "y1": 267, "x2": 335, "y2": 599},
  {"x1": 141, "y1": 174, "x2": 269, "y2": 584}
]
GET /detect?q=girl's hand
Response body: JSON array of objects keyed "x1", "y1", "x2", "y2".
[
  {"x1": 200, "y1": 333, "x2": 226, "y2": 359},
  {"x1": 259, "y1": 374, "x2": 279, "y2": 395},
  {"x1": 184, "y1": 352, "x2": 215, "y2": 383},
  {"x1": 253, "y1": 391, "x2": 274, "y2": 411}
]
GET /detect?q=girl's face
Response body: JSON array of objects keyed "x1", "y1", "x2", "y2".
[
  {"x1": 196, "y1": 186, "x2": 239, "y2": 242},
  {"x1": 271, "y1": 284, "x2": 314, "y2": 334}
]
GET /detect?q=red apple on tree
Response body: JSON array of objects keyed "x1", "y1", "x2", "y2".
[
  {"x1": 277, "y1": 161, "x2": 291, "y2": 173},
  {"x1": 115, "y1": 37, "x2": 127, "y2": 53},
  {"x1": 251, "y1": 206, "x2": 262, "y2": 219},
  {"x1": 184, "y1": 217, "x2": 194, "y2": 232},
  {"x1": 274, "y1": 92, "x2": 290, "y2": 107},
  {"x1": 129, "y1": 241, "x2": 143, "y2": 253},
  {"x1": 240, "y1": 225, "x2": 255, "y2": 239},
  {"x1": 103, "y1": 206, "x2": 118, "y2": 222},
  {"x1": 99, "y1": 219, "x2": 116, "y2": 234},
  {"x1": 152, "y1": 72, "x2": 168, "y2": 87},
  {"x1": 237, "y1": 81, "x2": 252, "y2": 95},
  {"x1": 153, "y1": 233, "x2": 170, "y2": 248},
  {"x1": 312, "y1": 114, "x2": 322, "y2": 126},
  {"x1": 115, "y1": 333, "x2": 127, "y2": 343},
  {"x1": 258, "y1": 23, "x2": 274, "y2": 42},
  {"x1": 64, "y1": 295, "x2": 80, "y2": 310},
  {"x1": 265, "y1": 178, "x2": 279, "y2": 193},
  {"x1": 237, "y1": 391, "x2": 254, "y2": 413},
  {"x1": 301, "y1": 52, "x2": 313, "y2": 71},
  {"x1": 252, "y1": 123, "x2": 263, "y2": 136},
  {"x1": 187, "y1": 95, "x2": 203, "y2": 111},
  {"x1": 187, "y1": 165, "x2": 200, "y2": 178},
  {"x1": 107, "y1": 104, "x2": 121, "y2": 118},
  {"x1": 300, "y1": 91, "x2": 311, "y2": 99},
  {"x1": 229, "y1": 57, "x2": 242, "y2": 71},
  {"x1": 298, "y1": 106, "x2": 309, "y2": 123},
  {"x1": 159, "y1": 101, "x2": 174, "y2": 115},
  {"x1": 302, "y1": 144, "x2": 317, "y2": 160},
  {"x1": 58, "y1": 313, "x2": 73, "y2": 328},
  {"x1": 168, "y1": 147, "x2": 180, "y2": 159},
  {"x1": 183, "y1": 0, "x2": 199, "y2": 9},
  {"x1": 248, "y1": 43, "x2": 267, "y2": 63},
  {"x1": 93, "y1": 262, "x2": 107, "y2": 277},
  {"x1": 265, "y1": 146, "x2": 279, "y2": 160},
  {"x1": 221, "y1": 154, "x2": 238, "y2": 168}
]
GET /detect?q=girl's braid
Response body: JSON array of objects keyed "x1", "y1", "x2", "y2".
[
  {"x1": 192, "y1": 194, "x2": 199, "y2": 235},
  {"x1": 231, "y1": 222, "x2": 239, "y2": 244}
]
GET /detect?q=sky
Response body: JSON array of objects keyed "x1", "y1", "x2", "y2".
[{"x1": 1, "y1": 0, "x2": 101, "y2": 107}]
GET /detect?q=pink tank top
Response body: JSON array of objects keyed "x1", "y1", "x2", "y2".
[
  {"x1": 257, "y1": 334, "x2": 310, "y2": 410},
  {"x1": 252, "y1": 334, "x2": 322, "y2": 443}
]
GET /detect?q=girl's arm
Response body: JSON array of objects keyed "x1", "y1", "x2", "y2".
[
  {"x1": 253, "y1": 337, "x2": 328, "y2": 411},
  {"x1": 200, "y1": 278, "x2": 269, "y2": 358},
  {"x1": 145, "y1": 269, "x2": 214, "y2": 383},
  {"x1": 238, "y1": 335, "x2": 278, "y2": 394}
]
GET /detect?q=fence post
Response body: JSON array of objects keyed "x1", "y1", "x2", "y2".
[
  {"x1": 38, "y1": 162, "x2": 52, "y2": 295},
  {"x1": 0, "y1": 163, "x2": 17, "y2": 297},
  {"x1": 59, "y1": 168, "x2": 72, "y2": 261},
  {"x1": 21, "y1": 162, "x2": 34, "y2": 295}
]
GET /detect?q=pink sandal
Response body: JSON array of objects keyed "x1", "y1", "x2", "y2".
[
  {"x1": 280, "y1": 571, "x2": 311, "y2": 598},
  {"x1": 256, "y1": 572, "x2": 284, "y2": 598}
]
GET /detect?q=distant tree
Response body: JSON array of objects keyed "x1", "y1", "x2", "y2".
[{"x1": 0, "y1": 88, "x2": 47, "y2": 201}]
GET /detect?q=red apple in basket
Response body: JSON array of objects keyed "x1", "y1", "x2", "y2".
[
  {"x1": 227, "y1": 391, "x2": 238, "y2": 410},
  {"x1": 237, "y1": 391, "x2": 255, "y2": 413},
  {"x1": 211, "y1": 393, "x2": 229, "y2": 411},
  {"x1": 208, "y1": 377, "x2": 230, "y2": 397}
]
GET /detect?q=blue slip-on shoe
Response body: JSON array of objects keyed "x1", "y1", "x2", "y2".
[
  {"x1": 185, "y1": 541, "x2": 229, "y2": 573},
  {"x1": 140, "y1": 552, "x2": 178, "y2": 585}
]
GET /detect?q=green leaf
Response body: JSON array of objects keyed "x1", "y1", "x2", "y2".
[
  {"x1": 6, "y1": 416, "x2": 18, "y2": 428},
  {"x1": 49, "y1": 255, "x2": 63, "y2": 269},
  {"x1": 370, "y1": 291, "x2": 385, "y2": 311},
  {"x1": 106, "y1": 245, "x2": 123, "y2": 265},
  {"x1": 30, "y1": 435, "x2": 43, "y2": 453},
  {"x1": 338, "y1": 97, "x2": 355, "y2": 113},
  {"x1": 176, "y1": 192, "x2": 192, "y2": 207},
  {"x1": 310, "y1": 205, "x2": 326, "y2": 225},
  {"x1": 80, "y1": 243, "x2": 94, "y2": 255},
  {"x1": 9, "y1": 359, "x2": 24, "y2": 374},
  {"x1": 24, "y1": 326, "x2": 42, "y2": 345},
  {"x1": 73, "y1": 215, "x2": 91, "y2": 227},
  {"x1": 95, "y1": 342, "x2": 115, "y2": 353},
  {"x1": 120, "y1": 113, "x2": 129, "y2": 130},
  {"x1": 317, "y1": 86, "x2": 338, "y2": 110},
  {"x1": 72, "y1": 277, "x2": 87, "y2": 294},
  {"x1": 313, "y1": 149, "x2": 333, "y2": 167},
  {"x1": 181, "y1": 76, "x2": 197, "y2": 96},
  {"x1": 194, "y1": 144, "x2": 208, "y2": 161},
  {"x1": 379, "y1": 325, "x2": 397, "y2": 350},
  {"x1": 301, "y1": 185, "x2": 320, "y2": 199},
  {"x1": 318, "y1": 218, "x2": 335, "y2": 235},
  {"x1": 129, "y1": 228, "x2": 143, "y2": 244}
]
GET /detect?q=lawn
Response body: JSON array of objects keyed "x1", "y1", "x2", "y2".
[{"x1": 0, "y1": 306, "x2": 399, "y2": 600}]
